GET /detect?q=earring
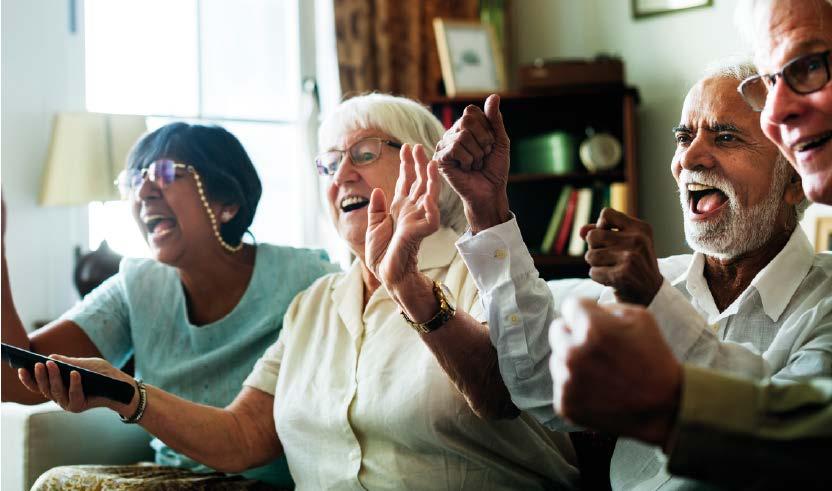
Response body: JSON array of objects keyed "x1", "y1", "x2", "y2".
[{"x1": 221, "y1": 211, "x2": 234, "y2": 223}]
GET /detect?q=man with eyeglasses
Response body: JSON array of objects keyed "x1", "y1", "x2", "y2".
[{"x1": 549, "y1": 0, "x2": 832, "y2": 488}]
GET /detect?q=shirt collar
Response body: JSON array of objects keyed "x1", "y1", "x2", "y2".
[
  {"x1": 749, "y1": 226, "x2": 814, "y2": 322},
  {"x1": 673, "y1": 227, "x2": 814, "y2": 323},
  {"x1": 329, "y1": 227, "x2": 462, "y2": 338}
]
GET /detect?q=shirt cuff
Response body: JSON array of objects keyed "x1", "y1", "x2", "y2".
[
  {"x1": 678, "y1": 365, "x2": 760, "y2": 434},
  {"x1": 666, "y1": 365, "x2": 761, "y2": 474},
  {"x1": 243, "y1": 366, "x2": 277, "y2": 396},
  {"x1": 647, "y1": 280, "x2": 708, "y2": 361},
  {"x1": 455, "y1": 214, "x2": 537, "y2": 296}
]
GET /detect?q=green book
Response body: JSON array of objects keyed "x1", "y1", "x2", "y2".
[{"x1": 541, "y1": 185, "x2": 573, "y2": 253}]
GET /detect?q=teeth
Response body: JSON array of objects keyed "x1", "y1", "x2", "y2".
[
  {"x1": 687, "y1": 183, "x2": 716, "y2": 192},
  {"x1": 340, "y1": 196, "x2": 368, "y2": 208},
  {"x1": 796, "y1": 133, "x2": 832, "y2": 152},
  {"x1": 143, "y1": 214, "x2": 166, "y2": 225},
  {"x1": 143, "y1": 215, "x2": 170, "y2": 234}
]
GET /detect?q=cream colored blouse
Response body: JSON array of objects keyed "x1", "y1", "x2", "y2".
[{"x1": 244, "y1": 228, "x2": 578, "y2": 490}]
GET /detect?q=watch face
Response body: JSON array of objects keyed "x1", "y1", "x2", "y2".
[{"x1": 439, "y1": 283, "x2": 457, "y2": 311}]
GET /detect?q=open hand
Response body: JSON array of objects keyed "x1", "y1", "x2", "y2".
[
  {"x1": 434, "y1": 94, "x2": 511, "y2": 233},
  {"x1": 18, "y1": 354, "x2": 135, "y2": 414},
  {"x1": 580, "y1": 208, "x2": 663, "y2": 306},
  {"x1": 365, "y1": 144, "x2": 441, "y2": 289}
]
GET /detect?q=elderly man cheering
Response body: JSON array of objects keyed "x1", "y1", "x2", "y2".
[
  {"x1": 435, "y1": 62, "x2": 831, "y2": 489},
  {"x1": 547, "y1": 0, "x2": 832, "y2": 488}
]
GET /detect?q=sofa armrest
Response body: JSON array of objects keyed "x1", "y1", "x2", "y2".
[{"x1": 1, "y1": 402, "x2": 155, "y2": 491}]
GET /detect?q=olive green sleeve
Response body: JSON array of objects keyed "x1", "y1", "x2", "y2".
[{"x1": 666, "y1": 365, "x2": 832, "y2": 489}]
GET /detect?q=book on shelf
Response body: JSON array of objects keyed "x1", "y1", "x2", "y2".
[
  {"x1": 540, "y1": 185, "x2": 573, "y2": 253},
  {"x1": 553, "y1": 188, "x2": 579, "y2": 255},
  {"x1": 610, "y1": 182, "x2": 628, "y2": 213},
  {"x1": 568, "y1": 188, "x2": 594, "y2": 256}
]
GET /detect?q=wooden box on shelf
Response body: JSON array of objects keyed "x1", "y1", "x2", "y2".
[{"x1": 428, "y1": 85, "x2": 640, "y2": 279}]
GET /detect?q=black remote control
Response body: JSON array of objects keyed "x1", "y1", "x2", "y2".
[{"x1": 2, "y1": 343, "x2": 135, "y2": 405}]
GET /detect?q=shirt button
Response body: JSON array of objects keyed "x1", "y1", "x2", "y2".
[
  {"x1": 494, "y1": 248, "x2": 507, "y2": 260},
  {"x1": 508, "y1": 314, "x2": 520, "y2": 324}
]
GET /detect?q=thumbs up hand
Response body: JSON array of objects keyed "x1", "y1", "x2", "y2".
[{"x1": 434, "y1": 94, "x2": 512, "y2": 234}]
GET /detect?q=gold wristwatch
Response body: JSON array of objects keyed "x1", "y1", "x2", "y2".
[{"x1": 401, "y1": 281, "x2": 456, "y2": 334}]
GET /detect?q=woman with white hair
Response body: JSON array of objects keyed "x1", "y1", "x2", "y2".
[{"x1": 22, "y1": 93, "x2": 578, "y2": 490}]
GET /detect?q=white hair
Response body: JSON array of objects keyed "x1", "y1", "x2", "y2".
[
  {"x1": 318, "y1": 93, "x2": 467, "y2": 233},
  {"x1": 735, "y1": 0, "x2": 832, "y2": 48},
  {"x1": 702, "y1": 58, "x2": 758, "y2": 82}
]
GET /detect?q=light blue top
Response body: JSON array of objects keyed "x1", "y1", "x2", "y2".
[{"x1": 61, "y1": 243, "x2": 339, "y2": 487}]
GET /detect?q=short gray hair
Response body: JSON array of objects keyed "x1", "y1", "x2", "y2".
[
  {"x1": 702, "y1": 58, "x2": 758, "y2": 82},
  {"x1": 318, "y1": 93, "x2": 467, "y2": 233}
]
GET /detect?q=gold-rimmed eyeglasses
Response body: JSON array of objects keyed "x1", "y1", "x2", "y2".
[{"x1": 114, "y1": 159, "x2": 193, "y2": 200}]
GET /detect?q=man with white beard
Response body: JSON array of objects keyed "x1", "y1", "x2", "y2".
[
  {"x1": 545, "y1": 1, "x2": 832, "y2": 487},
  {"x1": 572, "y1": 64, "x2": 827, "y2": 490},
  {"x1": 435, "y1": 61, "x2": 831, "y2": 489}
]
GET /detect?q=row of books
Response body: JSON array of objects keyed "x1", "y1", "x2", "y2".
[{"x1": 540, "y1": 182, "x2": 628, "y2": 256}]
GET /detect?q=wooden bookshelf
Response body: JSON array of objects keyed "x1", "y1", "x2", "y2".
[
  {"x1": 531, "y1": 254, "x2": 591, "y2": 278},
  {"x1": 429, "y1": 86, "x2": 640, "y2": 280},
  {"x1": 507, "y1": 170, "x2": 626, "y2": 185}
]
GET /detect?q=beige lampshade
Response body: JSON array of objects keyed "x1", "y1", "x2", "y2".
[{"x1": 40, "y1": 112, "x2": 147, "y2": 205}]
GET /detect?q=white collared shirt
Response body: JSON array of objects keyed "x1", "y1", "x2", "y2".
[
  {"x1": 244, "y1": 227, "x2": 579, "y2": 491},
  {"x1": 455, "y1": 217, "x2": 832, "y2": 490}
]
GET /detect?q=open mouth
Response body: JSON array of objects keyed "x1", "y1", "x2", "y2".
[
  {"x1": 144, "y1": 215, "x2": 177, "y2": 236},
  {"x1": 340, "y1": 195, "x2": 370, "y2": 213},
  {"x1": 687, "y1": 183, "x2": 728, "y2": 216},
  {"x1": 794, "y1": 132, "x2": 832, "y2": 153}
]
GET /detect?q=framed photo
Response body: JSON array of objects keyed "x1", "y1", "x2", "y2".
[
  {"x1": 632, "y1": 0, "x2": 712, "y2": 19},
  {"x1": 433, "y1": 19, "x2": 506, "y2": 97},
  {"x1": 816, "y1": 217, "x2": 832, "y2": 252}
]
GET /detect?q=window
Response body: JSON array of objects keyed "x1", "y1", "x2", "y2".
[{"x1": 84, "y1": 0, "x2": 342, "y2": 261}]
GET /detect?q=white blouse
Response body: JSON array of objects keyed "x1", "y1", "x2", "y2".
[{"x1": 244, "y1": 227, "x2": 578, "y2": 490}]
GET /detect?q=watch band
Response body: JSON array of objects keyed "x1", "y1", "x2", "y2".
[{"x1": 401, "y1": 281, "x2": 456, "y2": 334}]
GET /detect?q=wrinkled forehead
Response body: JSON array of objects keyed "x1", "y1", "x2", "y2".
[
  {"x1": 752, "y1": 0, "x2": 832, "y2": 71},
  {"x1": 680, "y1": 77, "x2": 759, "y2": 131}
]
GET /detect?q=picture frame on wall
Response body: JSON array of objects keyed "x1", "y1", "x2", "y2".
[
  {"x1": 632, "y1": 0, "x2": 713, "y2": 19},
  {"x1": 433, "y1": 19, "x2": 506, "y2": 97},
  {"x1": 815, "y1": 216, "x2": 832, "y2": 252}
]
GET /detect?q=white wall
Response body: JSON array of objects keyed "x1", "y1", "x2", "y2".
[
  {"x1": 1, "y1": 0, "x2": 87, "y2": 329},
  {"x1": 512, "y1": 0, "x2": 750, "y2": 256}
]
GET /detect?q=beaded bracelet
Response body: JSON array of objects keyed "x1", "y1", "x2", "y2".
[{"x1": 120, "y1": 379, "x2": 147, "y2": 424}]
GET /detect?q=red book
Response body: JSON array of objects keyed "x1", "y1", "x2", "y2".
[
  {"x1": 554, "y1": 189, "x2": 579, "y2": 255},
  {"x1": 441, "y1": 105, "x2": 454, "y2": 129}
]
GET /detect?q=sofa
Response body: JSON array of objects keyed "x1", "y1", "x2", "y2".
[{"x1": 1, "y1": 401, "x2": 154, "y2": 490}]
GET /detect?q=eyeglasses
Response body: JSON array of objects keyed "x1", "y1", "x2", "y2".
[
  {"x1": 738, "y1": 50, "x2": 831, "y2": 112},
  {"x1": 115, "y1": 159, "x2": 194, "y2": 199},
  {"x1": 315, "y1": 137, "x2": 402, "y2": 176}
]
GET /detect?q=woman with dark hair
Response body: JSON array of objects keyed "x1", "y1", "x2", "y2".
[{"x1": 1, "y1": 122, "x2": 338, "y2": 489}]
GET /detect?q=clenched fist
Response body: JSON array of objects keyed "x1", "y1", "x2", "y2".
[
  {"x1": 581, "y1": 208, "x2": 663, "y2": 306},
  {"x1": 434, "y1": 94, "x2": 511, "y2": 233}
]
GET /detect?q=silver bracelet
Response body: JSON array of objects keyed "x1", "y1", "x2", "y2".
[{"x1": 120, "y1": 379, "x2": 147, "y2": 424}]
